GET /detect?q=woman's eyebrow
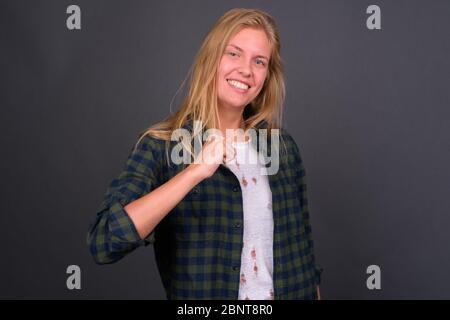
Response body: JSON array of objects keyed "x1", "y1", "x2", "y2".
[{"x1": 227, "y1": 44, "x2": 269, "y2": 61}]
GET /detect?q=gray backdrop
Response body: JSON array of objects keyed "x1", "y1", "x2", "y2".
[{"x1": 1, "y1": 0, "x2": 449, "y2": 299}]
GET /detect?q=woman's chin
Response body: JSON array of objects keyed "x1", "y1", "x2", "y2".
[{"x1": 219, "y1": 100, "x2": 249, "y2": 110}]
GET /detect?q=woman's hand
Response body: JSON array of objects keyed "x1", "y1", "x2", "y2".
[{"x1": 188, "y1": 133, "x2": 235, "y2": 180}]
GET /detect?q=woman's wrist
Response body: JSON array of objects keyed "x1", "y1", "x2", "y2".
[{"x1": 185, "y1": 163, "x2": 207, "y2": 184}]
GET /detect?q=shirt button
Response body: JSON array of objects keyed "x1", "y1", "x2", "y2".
[
  {"x1": 235, "y1": 222, "x2": 241, "y2": 228},
  {"x1": 192, "y1": 188, "x2": 198, "y2": 194},
  {"x1": 232, "y1": 186, "x2": 239, "y2": 192},
  {"x1": 232, "y1": 266, "x2": 239, "y2": 271}
]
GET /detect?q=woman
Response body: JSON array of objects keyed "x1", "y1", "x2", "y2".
[{"x1": 87, "y1": 8, "x2": 322, "y2": 300}]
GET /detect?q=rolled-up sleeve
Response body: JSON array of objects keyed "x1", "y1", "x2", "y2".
[{"x1": 87, "y1": 135, "x2": 162, "y2": 265}]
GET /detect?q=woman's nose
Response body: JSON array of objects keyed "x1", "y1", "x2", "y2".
[{"x1": 238, "y1": 60, "x2": 252, "y2": 77}]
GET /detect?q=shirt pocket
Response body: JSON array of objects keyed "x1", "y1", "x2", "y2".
[{"x1": 173, "y1": 186, "x2": 216, "y2": 241}]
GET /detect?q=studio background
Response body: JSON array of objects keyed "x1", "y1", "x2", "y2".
[{"x1": 1, "y1": 0, "x2": 449, "y2": 299}]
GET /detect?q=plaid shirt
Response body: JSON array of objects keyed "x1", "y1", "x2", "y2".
[{"x1": 87, "y1": 119, "x2": 323, "y2": 300}]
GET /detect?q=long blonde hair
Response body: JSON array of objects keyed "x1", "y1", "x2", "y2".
[{"x1": 135, "y1": 8, "x2": 287, "y2": 164}]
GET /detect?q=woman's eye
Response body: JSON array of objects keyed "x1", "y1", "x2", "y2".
[
  {"x1": 255, "y1": 59, "x2": 266, "y2": 66},
  {"x1": 228, "y1": 51, "x2": 239, "y2": 57}
]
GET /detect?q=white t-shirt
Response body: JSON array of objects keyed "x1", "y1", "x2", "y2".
[{"x1": 225, "y1": 136, "x2": 274, "y2": 300}]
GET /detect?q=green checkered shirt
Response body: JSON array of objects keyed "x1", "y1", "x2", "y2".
[{"x1": 87, "y1": 119, "x2": 322, "y2": 299}]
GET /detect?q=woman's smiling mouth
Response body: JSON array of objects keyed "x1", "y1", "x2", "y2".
[{"x1": 227, "y1": 79, "x2": 251, "y2": 91}]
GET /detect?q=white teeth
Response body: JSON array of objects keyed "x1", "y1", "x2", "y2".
[{"x1": 227, "y1": 79, "x2": 249, "y2": 90}]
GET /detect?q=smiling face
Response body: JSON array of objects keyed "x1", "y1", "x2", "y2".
[{"x1": 216, "y1": 27, "x2": 271, "y2": 112}]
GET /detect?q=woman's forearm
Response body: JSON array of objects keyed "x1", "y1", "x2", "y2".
[{"x1": 124, "y1": 164, "x2": 204, "y2": 239}]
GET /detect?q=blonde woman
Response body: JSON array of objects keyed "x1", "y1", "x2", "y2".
[{"x1": 87, "y1": 8, "x2": 322, "y2": 300}]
